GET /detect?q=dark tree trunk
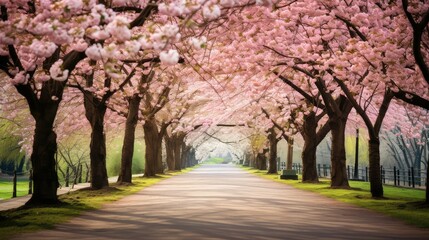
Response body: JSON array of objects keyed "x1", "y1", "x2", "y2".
[
  {"x1": 189, "y1": 149, "x2": 197, "y2": 166},
  {"x1": 26, "y1": 117, "x2": 60, "y2": 205},
  {"x1": 84, "y1": 96, "x2": 109, "y2": 189},
  {"x1": 164, "y1": 134, "x2": 175, "y2": 171},
  {"x1": 250, "y1": 154, "x2": 256, "y2": 168},
  {"x1": 267, "y1": 128, "x2": 279, "y2": 174},
  {"x1": 257, "y1": 150, "x2": 268, "y2": 170},
  {"x1": 156, "y1": 135, "x2": 164, "y2": 174},
  {"x1": 368, "y1": 138, "x2": 383, "y2": 197},
  {"x1": 329, "y1": 117, "x2": 349, "y2": 188},
  {"x1": 181, "y1": 144, "x2": 191, "y2": 169},
  {"x1": 255, "y1": 153, "x2": 261, "y2": 169},
  {"x1": 173, "y1": 133, "x2": 185, "y2": 171},
  {"x1": 173, "y1": 139, "x2": 182, "y2": 171},
  {"x1": 143, "y1": 118, "x2": 159, "y2": 177},
  {"x1": 301, "y1": 113, "x2": 319, "y2": 183},
  {"x1": 118, "y1": 95, "x2": 141, "y2": 184}
]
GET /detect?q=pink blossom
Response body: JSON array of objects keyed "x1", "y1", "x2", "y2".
[
  {"x1": 10, "y1": 72, "x2": 29, "y2": 85},
  {"x1": 158, "y1": 0, "x2": 186, "y2": 16},
  {"x1": 85, "y1": 44, "x2": 105, "y2": 61},
  {"x1": 49, "y1": 60, "x2": 69, "y2": 81},
  {"x1": 71, "y1": 39, "x2": 89, "y2": 52},
  {"x1": 86, "y1": 26, "x2": 110, "y2": 40},
  {"x1": 64, "y1": 0, "x2": 83, "y2": 12},
  {"x1": 203, "y1": 4, "x2": 221, "y2": 20},
  {"x1": 29, "y1": 40, "x2": 58, "y2": 58},
  {"x1": 160, "y1": 49, "x2": 180, "y2": 65},
  {"x1": 189, "y1": 37, "x2": 207, "y2": 49},
  {"x1": 106, "y1": 16, "x2": 131, "y2": 42}
]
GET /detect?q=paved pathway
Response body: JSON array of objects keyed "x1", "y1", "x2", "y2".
[{"x1": 15, "y1": 165, "x2": 429, "y2": 239}]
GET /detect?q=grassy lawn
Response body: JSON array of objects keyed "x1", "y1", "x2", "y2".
[
  {"x1": 0, "y1": 166, "x2": 198, "y2": 239},
  {"x1": 0, "y1": 180, "x2": 30, "y2": 200},
  {"x1": 242, "y1": 166, "x2": 429, "y2": 228},
  {"x1": 203, "y1": 157, "x2": 226, "y2": 164}
]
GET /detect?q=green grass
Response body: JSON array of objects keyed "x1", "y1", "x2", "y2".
[
  {"x1": 242, "y1": 166, "x2": 429, "y2": 228},
  {"x1": 203, "y1": 157, "x2": 226, "y2": 164},
  {"x1": 0, "y1": 180, "x2": 30, "y2": 200},
  {"x1": 0, "y1": 166, "x2": 199, "y2": 239}
]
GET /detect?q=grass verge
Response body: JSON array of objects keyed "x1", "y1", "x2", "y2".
[
  {"x1": 0, "y1": 166, "x2": 198, "y2": 239},
  {"x1": 203, "y1": 157, "x2": 227, "y2": 164},
  {"x1": 241, "y1": 166, "x2": 429, "y2": 228},
  {"x1": 0, "y1": 181, "x2": 30, "y2": 200}
]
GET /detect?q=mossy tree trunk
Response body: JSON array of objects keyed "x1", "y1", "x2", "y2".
[
  {"x1": 267, "y1": 127, "x2": 279, "y2": 174},
  {"x1": 84, "y1": 94, "x2": 109, "y2": 189},
  {"x1": 143, "y1": 118, "x2": 159, "y2": 177},
  {"x1": 164, "y1": 134, "x2": 175, "y2": 171},
  {"x1": 301, "y1": 112, "x2": 319, "y2": 182},
  {"x1": 329, "y1": 116, "x2": 349, "y2": 188},
  {"x1": 118, "y1": 95, "x2": 141, "y2": 184}
]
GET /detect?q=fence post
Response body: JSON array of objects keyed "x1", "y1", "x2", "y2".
[
  {"x1": 65, "y1": 166, "x2": 70, "y2": 187},
  {"x1": 12, "y1": 170, "x2": 17, "y2": 198},
  {"x1": 365, "y1": 167, "x2": 368, "y2": 182},
  {"x1": 394, "y1": 166, "x2": 397, "y2": 186},
  {"x1": 28, "y1": 169, "x2": 33, "y2": 194},
  {"x1": 411, "y1": 167, "x2": 415, "y2": 188},
  {"x1": 298, "y1": 164, "x2": 301, "y2": 174},
  {"x1": 408, "y1": 169, "x2": 411, "y2": 187},
  {"x1": 397, "y1": 169, "x2": 400, "y2": 186},
  {"x1": 381, "y1": 166, "x2": 385, "y2": 184}
]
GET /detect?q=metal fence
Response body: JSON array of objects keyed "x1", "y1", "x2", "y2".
[
  {"x1": 0, "y1": 169, "x2": 33, "y2": 199},
  {"x1": 1, "y1": 165, "x2": 90, "y2": 200},
  {"x1": 290, "y1": 163, "x2": 427, "y2": 189}
]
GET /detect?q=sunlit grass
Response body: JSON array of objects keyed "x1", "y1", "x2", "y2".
[
  {"x1": 203, "y1": 157, "x2": 226, "y2": 164},
  {"x1": 0, "y1": 180, "x2": 30, "y2": 200},
  {"x1": 0, "y1": 166, "x2": 199, "y2": 239},
  {"x1": 242, "y1": 166, "x2": 429, "y2": 228}
]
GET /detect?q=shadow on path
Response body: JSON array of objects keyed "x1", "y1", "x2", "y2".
[{"x1": 15, "y1": 165, "x2": 429, "y2": 240}]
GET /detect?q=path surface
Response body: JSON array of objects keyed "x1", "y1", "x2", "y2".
[{"x1": 16, "y1": 165, "x2": 429, "y2": 240}]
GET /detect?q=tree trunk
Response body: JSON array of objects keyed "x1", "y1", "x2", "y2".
[
  {"x1": 143, "y1": 118, "x2": 159, "y2": 177},
  {"x1": 173, "y1": 133, "x2": 185, "y2": 171},
  {"x1": 118, "y1": 95, "x2": 141, "y2": 184},
  {"x1": 84, "y1": 97, "x2": 109, "y2": 189},
  {"x1": 329, "y1": 117, "x2": 349, "y2": 188},
  {"x1": 156, "y1": 135, "x2": 164, "y2": 174},
  {"x1": 164, "y1": 134, "x2": 175, "y2": 171},
  {"x1": 267, "y1": 128, "x2": 278, "y2": 174},
  {"x1": 181, "y1": 143, "x2": 191, "y2": 169},
  {"x1": 255, "y1": 153, "x2": 260, "y2": 169},
  {"x1": 257, "y1": 150, "x2": 268, "y2": 170},
  {"x1": 301, "y1": 113, "x2": 319, "y2": 183},
  {"x1": 173, "y1": 138, "x2": 182, "y2": 171},
  {"x1": 368, "y1": 138, "x2": 383, "y2": 197},
  {"x1": 190, "y1": 149, "x2": 197, "y2": 166},
  {"x1": 26, "y1": 117, "x2": 60, "y2": 205}
]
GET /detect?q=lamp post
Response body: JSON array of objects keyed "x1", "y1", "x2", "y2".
[{"x1": 354, "y1": 128, "x2": 359, "y2": 179}]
